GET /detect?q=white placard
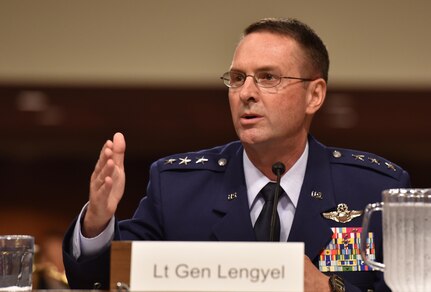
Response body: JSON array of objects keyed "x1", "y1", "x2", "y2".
[{"x1": 130, "y1": 241, "x2": 304, "y2": 292}]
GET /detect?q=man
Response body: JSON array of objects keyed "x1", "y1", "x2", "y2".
[{"x1": 63, "y1": 18, "x2": 410, "y2": 291}]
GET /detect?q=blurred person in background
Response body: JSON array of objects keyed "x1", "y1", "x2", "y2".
[{"x1": 34, "y1": 231, "x2": 68, "y2": 289}]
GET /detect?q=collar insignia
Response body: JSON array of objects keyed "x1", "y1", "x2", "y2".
[
  {"x1": 311, "y1": 191, "x2": 323, "y2": 200},
  {"x1": 227, "y1": 192, "x2": 237, "y2": 201}
]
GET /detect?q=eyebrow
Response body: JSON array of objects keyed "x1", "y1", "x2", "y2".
[{"x1": 229, "y1": 66, "x2": 281, "y2": 73}]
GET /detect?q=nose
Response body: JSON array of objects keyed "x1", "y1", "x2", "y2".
[{"x1": 238, "y1": 75, "x2": 259, "y2": 103}]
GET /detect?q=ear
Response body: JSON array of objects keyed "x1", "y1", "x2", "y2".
[{"x1": 305, "y1": 78, "x2": 326, "y2": 115}]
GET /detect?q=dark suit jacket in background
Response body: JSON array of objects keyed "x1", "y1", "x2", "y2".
[{"x1": 63, "y1": 135, "x2": 410, "y2": 291}]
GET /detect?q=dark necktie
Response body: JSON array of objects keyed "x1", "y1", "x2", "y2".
[{"x1": 254, "y1": 182, "x2": 281, "y2": 241}]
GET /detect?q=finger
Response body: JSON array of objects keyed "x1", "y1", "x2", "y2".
[
  {"x1": 91, "y1": 174, "x2": 107, "y2": 193},
  {"x1": 92, "y1": 159, "x2": 115, "y2": 192},
  {"x1": 91, "y1": 149, "x2": 112, "y2": 187},
  {"x1": 92, "y1": 176, "x2": 113, "y2": 205},
  {"x1": 111, "y1": 132, "x2": 126, "y2": 168},
  {"x1": 93, "y1": 139, "x2": 114, "y2": 177}
]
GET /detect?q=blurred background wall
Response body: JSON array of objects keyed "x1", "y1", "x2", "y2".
[
  {"x1": 1, "y1": 1, "x2": 430, "y2": 88},
  {"x1": 0, "y1": 0, "x2": 430, "y2": 278}
]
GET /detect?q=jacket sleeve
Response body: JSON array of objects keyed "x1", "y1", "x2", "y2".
[{"x1": 62, "y1": 218, "x2": 112, "y2": 290}]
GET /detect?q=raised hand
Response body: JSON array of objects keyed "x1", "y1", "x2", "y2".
[{"x1": 83, "y1": 132, "x2": 126, "y2": 238}]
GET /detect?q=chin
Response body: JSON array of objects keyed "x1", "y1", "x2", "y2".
[
  {"x1": 237, "y1": 128, "x2": 275, "y2": 146},
  {"x1": 238, "y1": 134, "x2": 267, "y2": 146}
]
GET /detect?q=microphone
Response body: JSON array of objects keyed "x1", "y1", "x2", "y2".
[{"x1": 270, "y1": 162, "x2": 286, "y2": 241}]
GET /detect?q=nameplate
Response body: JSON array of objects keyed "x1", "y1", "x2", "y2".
[{"x1": 129, "y1": 241, "x2": 304, "y2": 292}]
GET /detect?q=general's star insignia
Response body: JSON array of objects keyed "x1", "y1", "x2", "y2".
[
  {"x1": 195, "y1": 156, "x2": 209, "y2": 164},
  {"x1": 322, "y1": 203, "x2": 363, "y2": 223},
  {"x1": 368, "y1": 157, "x2": 380, "y2": 165},
  {"x1": 352, "y1": 154, "x2": 365, "y2": 161},
  {"x1": 164, "y1": 158, "x2": 176, "y2": 165},
  {"x1": 385, "y1": 162, "x2": 397, "y2": 171},
  {"x1": 179, "y1": 157, "x2": 191, "y2": 165}
]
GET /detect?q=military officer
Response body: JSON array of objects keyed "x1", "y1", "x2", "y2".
[{"x1": 63, "y1": 18, "x2": 410, "y2": 292}]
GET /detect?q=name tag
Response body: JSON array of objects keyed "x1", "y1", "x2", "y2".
[{"x1": 129, "y1": 241, "x2": 304, "y2": 292}]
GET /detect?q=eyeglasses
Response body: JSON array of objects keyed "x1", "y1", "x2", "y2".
[{"x1": 220, "y1": 71, "x2": 316, "y2": 88}]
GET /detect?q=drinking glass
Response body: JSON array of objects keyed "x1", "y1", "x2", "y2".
[{"x1": 0, "y1": 235, "x2": 34, "y2": 291}]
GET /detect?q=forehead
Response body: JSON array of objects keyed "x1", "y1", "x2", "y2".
[{"x1": 231, "y1": 32, "x2": 302, "y2": 72}]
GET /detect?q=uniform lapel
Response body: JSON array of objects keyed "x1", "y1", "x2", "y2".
[
  {"x1": 211, "y1": 145, "x2": 256, "y2": 241},
  {"x1": 288, "y1": 136, "x2": 336, "y2": 260},
  {"x1": 209, "y1": 137, "x2": 339, "y2": 249}
]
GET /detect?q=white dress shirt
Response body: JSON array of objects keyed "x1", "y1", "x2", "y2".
[{"x1": 245, "y1": 143, "x2": 308, "y2": 242}]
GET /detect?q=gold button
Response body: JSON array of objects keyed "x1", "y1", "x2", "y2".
[{"x1": 218, "y1": 158, "x2": 227, "y2": 166}]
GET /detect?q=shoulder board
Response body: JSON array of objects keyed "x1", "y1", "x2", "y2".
[
  {"x1": 157, "y1": 152, "x2": 230, "y2": 172},
  {"x1": 328, "y1": 147, "x2": 403, "y2": 180}
]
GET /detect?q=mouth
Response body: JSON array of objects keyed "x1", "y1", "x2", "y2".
[
  {"x1": 240, "y1": 113, "x2": 263, "y2": 123},
  {"x1": 243, "y1": 114, "x2": 258, "y2": 119}
]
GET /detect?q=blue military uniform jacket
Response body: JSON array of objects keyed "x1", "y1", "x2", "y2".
[{"x1": 63, "y1": 135, "x2": 410, "y2": 291}]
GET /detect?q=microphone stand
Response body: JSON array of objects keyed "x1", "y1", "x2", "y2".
[{"x1": 270, "y1": 162, "x2": 286, "y2": 241}]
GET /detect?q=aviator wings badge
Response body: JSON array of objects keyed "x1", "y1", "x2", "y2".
[{"x1": 322, "y1": 203, "x2": 363, "y2": 223}]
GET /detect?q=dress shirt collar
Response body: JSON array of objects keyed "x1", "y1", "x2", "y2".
[{"x1": 244, "y1": 142, "x2": 309, "y2": 209}]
